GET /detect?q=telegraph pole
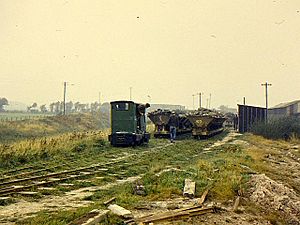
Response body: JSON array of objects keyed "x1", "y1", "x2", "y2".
[
  {"x1": 243, "y1": 97, "x2": 246, "y2": 105},
  {"x1": 261, "y1": 82, "x2": 272, "y2": 122},
  {"x1": 63, "y1": 81, "x2": 67, "y2": 115},
  {"x1": 129, "y1": 87, "x2": 132, "y2": 100},
  {"x1": 192, "y1": 94, "x2": 195, "y2": 110},
  {"x1": 198, "y1": 92, "x2": 204, "y2": 109},
  {"x1": 209, "y1": 93, "x2": 212, "y2": 109},
  {"x1": 98, "y1": 92, "x2": 101, "y2": 105},
  {"x1": 63, "y1": 82, "x2": 74, "y2": 115}
]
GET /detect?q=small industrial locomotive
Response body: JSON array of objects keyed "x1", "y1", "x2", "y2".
[{"x1": 109, "y1": 101, "x2": 150, "y2": 146}]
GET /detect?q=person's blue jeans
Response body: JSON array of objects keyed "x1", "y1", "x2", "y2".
[{"x1": 170, "y1": 126, "x2": 176, "y2": 141}]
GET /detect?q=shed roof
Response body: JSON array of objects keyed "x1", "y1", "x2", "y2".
[{"x1": 270, "y1": 100, "x2": 300, "y2": 109}]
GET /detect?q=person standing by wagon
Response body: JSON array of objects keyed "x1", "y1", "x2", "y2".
[
  {"x1": 168, "y1": 112, "x2": 179, "y2": 143},
  {"x1": 233, "y1": 114, "x2": 238, "y2": 131}
]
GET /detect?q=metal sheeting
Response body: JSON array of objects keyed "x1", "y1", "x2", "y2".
[{"x1": 238, "y1": 105, "x2": 266, "y2": 133}]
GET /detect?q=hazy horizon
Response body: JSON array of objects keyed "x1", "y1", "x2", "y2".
[{"x1": 1, "y1": 1, "x2": 300, "y2": 109}]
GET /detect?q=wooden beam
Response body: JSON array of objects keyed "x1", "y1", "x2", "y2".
[
  {"x1": 232, "y1": 196, "x2": 240, "y2": 212},
  {"x1": 198, "y1": 189, "x2": 209, "y2": 205},
  {"x1": 103, "y1": 197, "x2": 116, "y2": 206},
  {"x1": 136, "y1": 206, "x2": 215, "y2": 223},
  {"x1": 108, "y1": 204, "x2": 133, "y2": 219}
]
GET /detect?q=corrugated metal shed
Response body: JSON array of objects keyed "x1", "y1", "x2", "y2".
[
  {"x1": 238, "y1": 105, "x2": 266, "y2": 133},
  {"x1": 269, "y1": 100, "x2": 300, "y2": 117},
  {"x1": 271, "y1": 100, "x2": 300, "y2": 109}
]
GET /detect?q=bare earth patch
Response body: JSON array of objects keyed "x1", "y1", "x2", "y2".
[{"x1": 248, "y1": 174, "x2": 300, "y2": 224}]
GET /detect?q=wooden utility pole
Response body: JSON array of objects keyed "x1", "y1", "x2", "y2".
[
  {"x1": 63, "y1": 81, "x2": 66, "y2": 115},
  {"x1": 192, "y1": 94, "x2": 195, "y2": 110},
  {"x1": 198, "y1": 92, "x2": 204, "y2": 109},
  {"x1": 129, "y1": 87, "x2": 132, "y2": 100},
  {"x1": 63, "y1": 82, "x2": 74, "y2": 115},
  {"x1": 261, "y1": 82, "x2": 272, "y2": 122}
]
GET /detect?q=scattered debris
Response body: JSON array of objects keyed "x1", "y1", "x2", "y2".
[
  {"x1": 103, "y1": 197, "x2": 116, "y2": 206},
  {"x1": 68, "y1": 209, "x2": 109, "y2": 225},
  {"x1": 108, "y1": 204, "x2": 133, "y2": 219},
  {"x1": 133, "y1": 180, "x2": 146, "y2": 196},
  {"x1": 133, "y1": 184, "x2": 146, "y2": 196},
  {"x1": 232, "y1": 196, "x2": 240, "y2": 212},
  {"x1": 198, "y1": 189, "x2": 209, "y2": 205},
  {"x1": 183, "y1": 179, "x2": 195, "y2": 198},
  {"x1": 134, "y1": 205, "x2": 216, "y2": 224}
]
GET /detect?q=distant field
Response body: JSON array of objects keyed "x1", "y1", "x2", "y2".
[
  {"x1": 0, "y1": 112, "x2": 54, "y2": 121},
  {"x1": 0, "y1": 112, "x2": 110, "y2": 143}
]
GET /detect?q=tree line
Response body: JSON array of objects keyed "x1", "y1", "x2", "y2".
[
  {"x1": 0, "y1": 97, "x2": 108, "y2": 114},
  {"x1": 28, "y1": 101, "x2": 103, "y2": 114}
]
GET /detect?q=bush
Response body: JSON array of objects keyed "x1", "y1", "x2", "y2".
[{"x1": 250, "y1": 116, "x2": 300, "y2": 140}]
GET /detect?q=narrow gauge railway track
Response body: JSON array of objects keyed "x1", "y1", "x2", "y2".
[
  {"x1": 0, "y1": 165, "x2": 63, "y2": 182},
  {"x1": 0, "y1": 143, "x2": 172, "y2": 197},
  {"x1": 0, "y1": 165, "x2": 36, "y2": 175},
  {"x1": 0, "y1": 159, "x2": 126, "y2": 196}
]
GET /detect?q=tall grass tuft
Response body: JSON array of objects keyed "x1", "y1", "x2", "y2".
[
  {"x1": 250, "y1": 116, "x2": 300, "y2": 140},
  {"x1": 0, "y1": 131, "x2": 106, "y2": 168}
]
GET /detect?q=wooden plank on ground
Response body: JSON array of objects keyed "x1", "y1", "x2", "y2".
[
  {"x1": 108, "y1": 204, "x2": 133, "y2": 218},
  {"x1": 136, "y1": 206, "x2": 215, "y2": 224},
  {"x1": 103, "y1": 197, "x2": 116, "y2": 206},
  {"x1": 183, "y1": 179, "x2": 195, "y2": 198},
  {"x1": 233, "y1": 196, "x2": 240, "y2": 212},
  {"x1": 198, "y1": 189, "x2": 209, "y2": 205},
  {"x1": 68, "y1": 209, "x2": 109, "y2": 225}
]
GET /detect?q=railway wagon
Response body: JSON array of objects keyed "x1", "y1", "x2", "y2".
[
  {"x1": 148, "y1": 109, "x2": 192, "y2": 138},
  {"x1": 109, "y1": 101, "x2": 150, "y2": 146},
  {"x1": 187, "y1": 109, "x2": 226, "y2": 139}
]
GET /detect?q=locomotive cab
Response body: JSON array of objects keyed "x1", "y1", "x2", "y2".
[{"x1": 109, "y1": 101, "x2": 150, "y2": 146}]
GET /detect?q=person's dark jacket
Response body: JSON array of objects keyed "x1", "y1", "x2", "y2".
[{"x1": 168, "y1": 114, "x2": 179, "y2": 127}]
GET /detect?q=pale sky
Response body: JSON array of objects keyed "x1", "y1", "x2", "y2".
[{"x1": 1, "y1": 0, "x2": 300, "y2": 109}]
